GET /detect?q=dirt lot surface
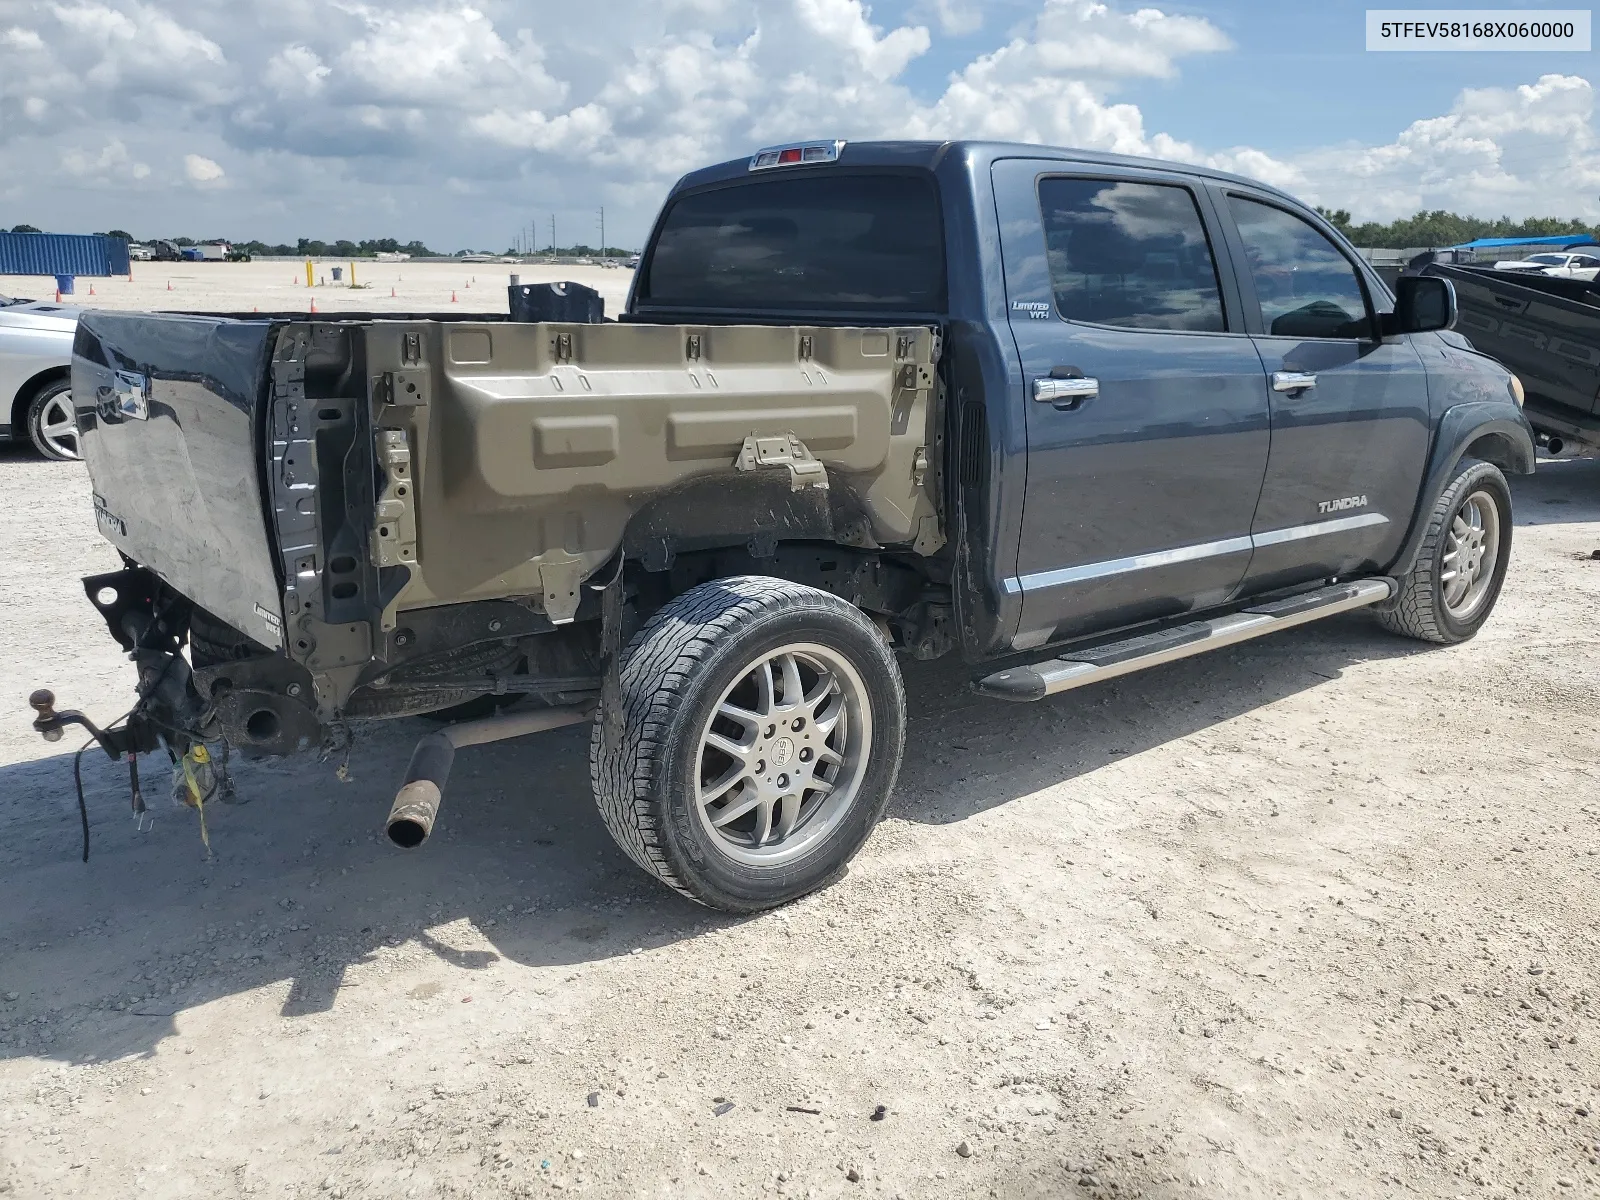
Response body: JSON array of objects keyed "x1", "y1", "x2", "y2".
[
  {"x1": 2, "y1": 444, "x2": 1598, "y2": 1200},
  {"x1": 1, "y1": 261, "x2": 636, "y2": 317}
]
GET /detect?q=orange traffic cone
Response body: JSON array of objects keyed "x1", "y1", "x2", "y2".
[
  {"x1": 390, "y1": 286, "x2": 395, "y2": 297},
  {"x1": 55, "y1": 288, "x2": 61, "y2": 302},
  {"x1": 89, "y1": 284, "x2": 95, "y2": 296},
  {"x1": 450, "y1": 290, "x2": 457, "y2": 302},
  {"x1": 167, "y1": 280, "x2": 173, "y2": 290},
  {"x1": 310, "y1": 299, "x2": 318, "y2": 313}
]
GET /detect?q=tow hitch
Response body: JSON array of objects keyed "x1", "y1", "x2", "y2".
[
  {"x1": 29, "y1": 675, "x2": 233, "y2": 860},
  {"x1": 29, "y1": 688, "x2": 163, "y2": 860}
]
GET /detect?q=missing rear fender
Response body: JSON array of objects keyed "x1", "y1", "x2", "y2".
[{"x1": 634, "y1": 543, "x2": 956, "y2": 659}]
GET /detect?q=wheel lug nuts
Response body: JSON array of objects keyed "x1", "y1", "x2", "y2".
[
  {"x1": 765, "y1": 724, "x2": 776, "y2": 738},
  {"x1": 792, "y1": 717, "x2": 805, "y2": 731},
  {"x1": 755, "y1": 760, "x2": 766, "y2": 774},
  {"x1": 776, "y1": 773, "x2": 789, "y2": 789},
  {"x1": 798, "y1": 747, "x2": 812, "y2": 762}
]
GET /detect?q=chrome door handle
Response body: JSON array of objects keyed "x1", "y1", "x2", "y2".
[
  {"x1": 1272, "y1": 371, "x2": 1317, "y2": 393},
  {"x1": 1034, "y1": 376, "x2": 1099, "y2": 406}
]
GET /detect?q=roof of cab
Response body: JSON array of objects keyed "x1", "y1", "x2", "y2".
[{"x1": 668, "y1": 139, "x2": 1296, "y2": 204}]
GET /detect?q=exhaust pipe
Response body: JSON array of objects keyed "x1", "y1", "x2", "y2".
[
  {"x1": 385, "y1": 704, "x2": 594, "y2": 848},
  {"x1": 1546, "y1": 435, "x2": 1566, "y2": 455}
]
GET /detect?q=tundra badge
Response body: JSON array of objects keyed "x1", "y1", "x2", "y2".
[{"x1": 1318, "y1": 495, "x2": 1369, "y2": 514}]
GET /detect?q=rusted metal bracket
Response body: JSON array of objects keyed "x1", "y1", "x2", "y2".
[
  {"x1": 538, "y1": 554, "x2": 586, "y2": 625},
  {"x1": 734, "y1": 433, "x2": 829, "y2": 492}
]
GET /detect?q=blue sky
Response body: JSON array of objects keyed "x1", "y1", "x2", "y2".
[
  {"x1": 1, "y1": 0, "x2": 1595, "y2": 248},
  {"x1": 892, "y1": 0, "x2": 1596, "y2": 151}
]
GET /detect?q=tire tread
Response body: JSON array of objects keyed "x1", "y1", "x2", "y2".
[
  {"x1": 590, "y1": 576, "x2": 897, "y2": 908},
  {"x1": 1376, "y1": 459, "x2": 1508, "y2": 644}
]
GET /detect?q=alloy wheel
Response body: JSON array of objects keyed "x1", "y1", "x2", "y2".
[{"x1": 693, "y1": 642, "x2": 872, "y2": 868}]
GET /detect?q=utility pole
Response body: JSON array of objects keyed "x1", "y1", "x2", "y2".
[
  {"x1": 599, "y1": 207, "x2": 605, "y2": 259},
  {"x1": 550, "y1": 214, "x2": 556, "y2": 256}
]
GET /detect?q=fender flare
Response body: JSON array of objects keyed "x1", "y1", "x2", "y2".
[{"x1": 1384, "y1": 401, "x2": 1534, "y2": 580}]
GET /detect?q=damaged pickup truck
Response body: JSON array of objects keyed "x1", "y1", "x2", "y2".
[{"x1": 37, "y1": 139, "x2": 1535, "y2": 912}]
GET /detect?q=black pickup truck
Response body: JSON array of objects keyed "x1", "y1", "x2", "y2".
[
  {"x1": 1416, "y1": 261, "x2": 1600, "y2": 455},
  {"x1": 42, "y1": 139, "x2": 1534, "y2": 912}
]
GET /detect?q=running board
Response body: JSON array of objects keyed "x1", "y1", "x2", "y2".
[{"x1": 977, "y1": 578, "x2": 1394, "y2": 702}]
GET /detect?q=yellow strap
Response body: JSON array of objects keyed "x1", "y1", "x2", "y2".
[{"x1": 181, "y1": 749, "x2": 212, "y2": 854}]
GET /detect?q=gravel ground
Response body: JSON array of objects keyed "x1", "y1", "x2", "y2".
[{"x1": 1, "y1": 443, "x2": 1598, "y2": 1200}]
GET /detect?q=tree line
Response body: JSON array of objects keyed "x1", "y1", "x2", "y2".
[
  {"x1": 19, "y1": 211, "x2": 1597, "y2": 255},
  {"x1": 1315, "y1": 209, "x2": 1598, "y2": 249},
  {"x1": 7, "y1": 226, "x2": 638, "y2": 257}
]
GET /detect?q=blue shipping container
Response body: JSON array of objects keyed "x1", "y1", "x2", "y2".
[{"x1": 0, "y1": 232, "x2": 132, "y2": 277}]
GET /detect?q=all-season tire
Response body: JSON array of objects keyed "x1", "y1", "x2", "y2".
[
  {"x1": 1376, "y1": 459, "x2": 1512, "y2": 644},
  {"x1": 25, "y1": 378, "x2": 80, "y2": 461},
  {"x1": 590, "y1": 576, "x2": 905, "y2": 912}
]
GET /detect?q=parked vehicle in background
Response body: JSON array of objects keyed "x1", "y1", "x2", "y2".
[
  {"x1": 128, "y1": 244, "x2": 154, "y2": 261},
  {"x1": 1424, "y1": 260, "x2": 1600, "y2": 455},
  {"x1": 0, "y1": 292, "x2": 79, "y2": 459},
  {"x1": 150, "y1": 240, "x2": 183, "y2": 262},
  {"x1": 1492, "y1": 251, "x2": 1600, "y2": 280},
  {"x1": 49, "y1": 139, "x2": 1533, "y2": 912}
]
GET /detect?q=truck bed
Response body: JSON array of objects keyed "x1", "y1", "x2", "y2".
[
  {"x1": 1423, "y1": 264, "x2": 1600, "y2": 448},
  {"x1": 72, "y1": 311, "x2": 943, "y2": 663}
]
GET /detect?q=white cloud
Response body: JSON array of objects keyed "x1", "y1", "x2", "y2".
[
  {"x1": 0, "y1": 0, "x2": 1593, "y2": 248},
  {"x1": 1291, "y1": 74, "x2": 1600, "y2": 222},
  {"x1": 921, "y1": 0, "x2": 983, "y2": 36},
  {"x1": 263, "y1": 45, "x2": 330, "y2": 97},
  {"x1": 2, "y1": 26, "x2": 46, "y2": 50},
  {"x1": 62, "y1": 137, "x2": 150, "y2": 181},
  {"x1": 184, "y1": 152, "x2": 224, "y2": 182}
]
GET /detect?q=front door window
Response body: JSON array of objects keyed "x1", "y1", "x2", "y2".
[{"x1": 1227, "y1": 197, "x2": 1371, "y2": 339}]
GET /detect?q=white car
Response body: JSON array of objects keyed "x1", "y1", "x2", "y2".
[
  {"x1": 0, "y1": 292, "x2": 80, "y2": 460},
  {"x1": 1491, "y1": 251, "x2": 1600, "y2": 280}
]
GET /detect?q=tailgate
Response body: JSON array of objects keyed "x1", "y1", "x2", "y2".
[{"x1": 72, "y1": 311, "x2": 284, "y2": 649}]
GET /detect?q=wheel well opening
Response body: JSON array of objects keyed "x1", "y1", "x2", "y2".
[
  {"x1": 11, "y1": 366, "x2": 70, "y2": 429},
  {"x1": 1464, "y1": 432, "x2": 1530, "y2": 475}
]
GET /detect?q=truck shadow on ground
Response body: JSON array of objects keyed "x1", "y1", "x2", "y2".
[
  {"x1": 1513, "y1": 454, "x2": 1600, "y2": 527},
  {"x1": 0, "y1": 612, "x2": 1422, "y2": 1069},
  {"x1": 0, "y1": 464, "x2": 1583, "y2": 1068}
]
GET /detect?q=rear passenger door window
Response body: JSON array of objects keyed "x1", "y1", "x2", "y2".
[
  {"x1": 1226, "y1": 197, "x2": 1371, "y2": 338},
  {"x1": 1038, "y1": 178, "x2": 1226, "y2": 332}
]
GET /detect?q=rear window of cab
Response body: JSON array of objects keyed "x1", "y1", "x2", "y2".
[{"x1": 639, "y1": 172, "x2": 946, "y2": 313}]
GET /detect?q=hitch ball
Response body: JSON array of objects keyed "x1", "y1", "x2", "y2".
[{"x1": 29, "y1": 690, "x2": 63, "y2": 742}]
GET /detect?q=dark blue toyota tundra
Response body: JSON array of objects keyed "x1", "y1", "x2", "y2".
[{"x1": 46, "y1": 139, "x2": 1535, "y2": 912}]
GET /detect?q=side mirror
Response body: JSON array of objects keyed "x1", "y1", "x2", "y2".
[{"x1": 1390, "y1": 275, "x2": 1457, "y2": 334}]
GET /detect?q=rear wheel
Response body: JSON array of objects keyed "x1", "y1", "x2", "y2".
[
  {"x1": 1377, "y1": 459, "x2": 1512, "y2": 644},
  {"x1": 590, "y1": 576, "x2": 905, "y2": 912},
  {"x1": 25, "y1": 379, "x2": 79, "y2": 461}
]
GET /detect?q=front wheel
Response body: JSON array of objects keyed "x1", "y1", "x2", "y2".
[
  {"x1": 590, "y1": 576, "x2": 905, "y2": 912},
  {"x1": 25, "y1": 379, "x2": 80, "y2": 461},
  {"x1": 1377, "y1": 459, "x2": 1512, "y2": 644}
]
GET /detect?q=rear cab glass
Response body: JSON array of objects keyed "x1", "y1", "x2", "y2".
[{"x1": 637, "y1": 172, "x2": 946, "y2": 315}]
